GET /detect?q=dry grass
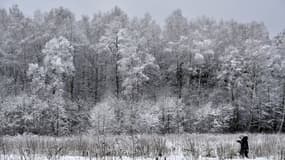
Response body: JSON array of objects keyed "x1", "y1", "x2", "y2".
[{"x1": 0, "y1": 134, "x2": 284, "y2": 159}]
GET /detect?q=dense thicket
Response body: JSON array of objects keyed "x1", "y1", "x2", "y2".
[{"x1": 0, "y1": 5, "x2": 285, "y2": 135}]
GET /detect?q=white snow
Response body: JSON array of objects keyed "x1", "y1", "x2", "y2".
[
  {"x1": 194, "y1": 53, "x2": 205, "y2": 64},
  {"x1": 0, "y1": 154, "x2": 273, "y2": 160}
]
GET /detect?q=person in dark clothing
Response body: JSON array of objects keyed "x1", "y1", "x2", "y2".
[{"x1": 237, "y1": 136, "x2": 249, "y2": 158}]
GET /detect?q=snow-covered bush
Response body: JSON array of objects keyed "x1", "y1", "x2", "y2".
[
  {"x1": 155, "y1": 96, "x2": 185, "y2": 134},
  {"x1": 90, "y1": 96, "x2": 127, "y2": 134},
  {"x1": 0, "y1": 94, "x2": 47, "y2": 135},
  {"x1": 90, "y1": 96, "x2": 186, "y2": 134}
]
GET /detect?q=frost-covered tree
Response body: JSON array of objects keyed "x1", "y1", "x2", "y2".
[
  {"x1": 27, "y1": 36, "x2": 75, "y2": 135},
  {"x1": 91, "y1": 96, "x2": 127, "y2": 134},
  {"x1": 267, "y1": 31, "x2": 285, "y2": 133},
  {"x1": 0, "y1": 94, "x2": 48, "y2": 135},
  {"x1": 163, "y1": 10, "x2": 189, "y2": 98},
  {"x1": 1, "y1": 5, "x2": 285, "y2": 134},
  {"x1": 97, "y1": 7, "x2": 128, "y2": 98},
  {"x1": 164, "y1": 36, "x2": 191, "y2": 98},
  {"x1": 129, "y1": 14, "x2": 162, "y2": 100},
  {"x1": 118, "y1": 28, "x2": 158, "y2": 100},
  {"x1": 28, "y1": 36, "x2": 74, "y2": 96},
  {"x1": 156, "y1": 97, "x2": 185, "y2": 134}
]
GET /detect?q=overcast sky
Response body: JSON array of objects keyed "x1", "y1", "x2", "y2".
[{"x1": 0, "y1": 0, "x2": 284, "y2": 36}]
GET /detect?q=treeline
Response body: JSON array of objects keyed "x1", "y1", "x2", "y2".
[{"x1": 0, "y1": 5, "x2": 285, "y2": 135}]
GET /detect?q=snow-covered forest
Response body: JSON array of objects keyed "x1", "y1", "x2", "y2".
[{"x1": 1, "y1": 5, "x2": 285, "y2": 136}]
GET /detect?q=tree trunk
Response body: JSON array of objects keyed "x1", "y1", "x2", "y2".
[
  {"x1": 115, "y1": 61, "x2": 120, "y2": 98},
  {"x1": 278, "y1": 82, "x2": 285, "y2": 133},
  {"x1": 176, "y1": 61, "x2": 183, "y2": 99},
  {"x1": 115, "y1": 36, "x2": 120, "y2": 98},
  {"x1": 94, "y1": 67, "x2": 99, "y2": 103}
]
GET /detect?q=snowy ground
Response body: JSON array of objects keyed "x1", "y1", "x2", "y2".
[
  {"x1": 1, "y1": 134, "x2": 284, "y2": 160},
  {"x1": 0, "y1": 154, "x2": 273, "y2": 160}
]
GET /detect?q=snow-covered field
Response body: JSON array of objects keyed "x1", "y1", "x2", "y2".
[
  {"x1": 0, "y1": 154, "x2": 276, "y2": 160},
  {"x1": 0, "y1": 134, "x2": 284, "y2": 160}
]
